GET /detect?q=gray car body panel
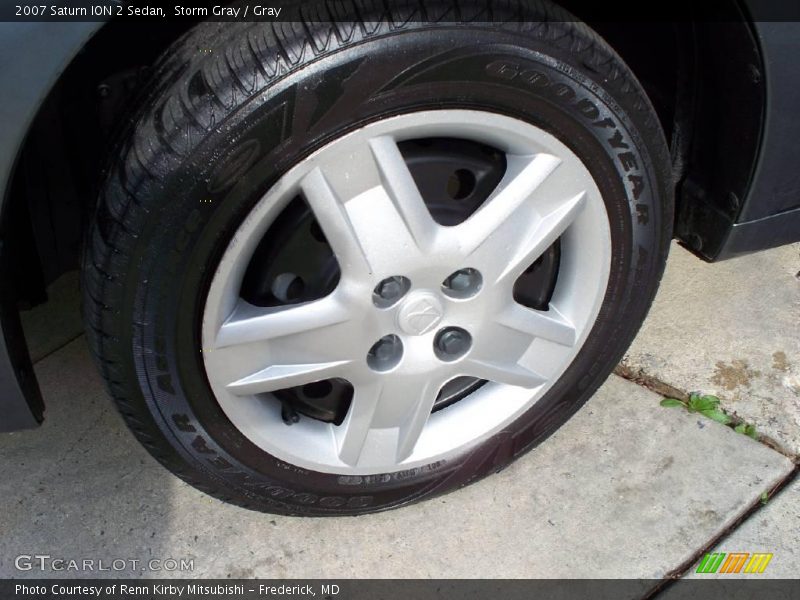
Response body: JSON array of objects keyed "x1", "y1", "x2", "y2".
[
  {"x1": 0, "y1": 22, "x2": 102, "y2": 212},
  {"x1": 0, "y1": 22, "x2": 102, "y2": 431}
]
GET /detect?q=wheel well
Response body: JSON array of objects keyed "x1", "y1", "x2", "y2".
[
  {"x1": 5, "y1": 21, "x2": 196, "y2": 306},
  {"x1": 571, "y1": 1, "x2": 765, "y2": 259},
  {"x1": 6, "y1": 6, "x2": 764, "y2": 307}
]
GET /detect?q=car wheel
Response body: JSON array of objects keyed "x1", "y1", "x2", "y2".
[{"x1": 83, "y1": 1, "x2": 672, "y2": 515}]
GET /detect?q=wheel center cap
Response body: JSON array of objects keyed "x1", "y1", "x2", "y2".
[{"x1": 397, "y1": 292, "x2": 444, "y2": 336}]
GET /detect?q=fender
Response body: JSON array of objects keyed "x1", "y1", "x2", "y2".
[
  {"x1": 0, "y1": 22, "x2": 102, "y2": 431},
  {"x1": 718, "y1": 21, "x2": 800, "y2": 259}
]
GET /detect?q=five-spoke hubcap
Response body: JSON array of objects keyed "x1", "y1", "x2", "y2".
[{"x1": 201, "y1": 110, "x2": 612, "y2": 474}]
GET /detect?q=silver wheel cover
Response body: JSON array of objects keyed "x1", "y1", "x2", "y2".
[{"x1": 201, "y1": 110, "x2": 611, "y2": 475}]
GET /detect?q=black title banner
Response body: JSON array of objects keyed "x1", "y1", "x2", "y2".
[{"x1": 2, "y1": 0, "x2": 800, "y2": 23}]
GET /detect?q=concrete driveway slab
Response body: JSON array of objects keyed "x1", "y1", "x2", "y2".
[
  {"x1": 621, "y1": 242, "x2": 800, "y2": 455},
  {"x1": 0, "y1": 338, "x2": 792, "y2": 584},
  {"x1": 20, "y1": 271, "x2": 82, "y2": 362},
  {"x1": 683, "y1": 473, "x2": 799, "y2": 579}
]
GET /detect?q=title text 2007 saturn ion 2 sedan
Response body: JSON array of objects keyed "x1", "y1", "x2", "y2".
[{"x1": 1, "y1": 1, "x2": 799, "y2": 515}]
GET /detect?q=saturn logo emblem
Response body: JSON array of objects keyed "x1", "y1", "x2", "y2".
[{"x1": 397, "y1": 293, "x2": 444, "y2": 336}]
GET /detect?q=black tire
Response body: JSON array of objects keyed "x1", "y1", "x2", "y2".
[{"x1": 83, "y1": 0, "x2": 672, "y2": 515}]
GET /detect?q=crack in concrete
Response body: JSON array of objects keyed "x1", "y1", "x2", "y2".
[
  {"x1": 31, "y1": 331, "x2": 85, "y2": 366},
  {"x1": 614, "y1": 363, "x2": 690, "y2": 401},
  {"x1": 614, "y1": 364, "x2": 799, "y2": 461},
  {"x1": 644, "y1": 462, "x2": 800, "y2": 599}
]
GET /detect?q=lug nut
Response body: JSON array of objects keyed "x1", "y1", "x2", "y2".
[
  {"x1": 367, "y1": 334, "x2": 403, "y2": 372},
  {"x1": 373, "y1": 275, "x2": 411, "y2": 308},
  {"x1": 434, "y1": 327, "x2": 472, "y2": 361},
  {"x1": 442, "y1": 268, "x2": 482, "y2": 299},
  {"x1": 378, "y1": 279, "x2": 401, "y2": 298}
]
